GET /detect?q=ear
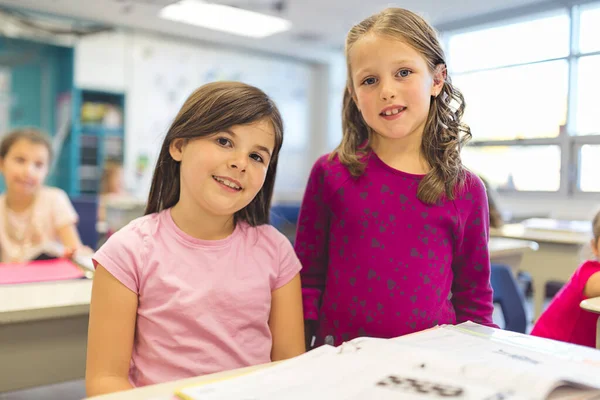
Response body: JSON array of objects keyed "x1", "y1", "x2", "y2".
[
  {"x1": 431, "y1": 63, "x2": 447, "y2": 97},
  {"x1": 169, "y1": 138, "x2": 186, "y2": 162}
]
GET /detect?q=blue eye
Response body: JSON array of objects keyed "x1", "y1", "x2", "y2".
[
  {"x1": 250, "y1": 154, "x2": 264, "y2": 163},
  {"x1": 397, "y1": 69, "x2": 412, "y2": 78},
  {"x1": 362, "y1": 77, "x2": 377, "y2": 86}
]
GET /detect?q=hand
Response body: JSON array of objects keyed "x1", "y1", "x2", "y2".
[{"x1": 63, "y1": 245, "x2": 94, "y2": 259}]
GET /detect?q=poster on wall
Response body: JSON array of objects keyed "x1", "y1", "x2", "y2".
[{"x1": 0, "y1": 68, "x2": 10, "y2": 136}]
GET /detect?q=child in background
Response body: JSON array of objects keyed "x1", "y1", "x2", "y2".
[
  {"x1": 97, "y1": 159, "x2": 129, "y2": 223},
  {"x1": 295, "y1": 8, "x2": 496, "y2": 348},
  {"x1": 0, "y1": 128, "x2": 86, "y2": 262},
  {"x1": 86, "y1": 82, "x2": 305, "y2": 396},
  {"x1": 480, "y1": 175, "x2": 504, "y2": 229},
  {"x1": 531, "y1": 210, "x2": 600, "y2": 348}
]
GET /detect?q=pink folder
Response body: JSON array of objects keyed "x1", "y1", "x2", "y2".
[{"x1": 0, "y1": 258, "x2": 86, "y2": 284}]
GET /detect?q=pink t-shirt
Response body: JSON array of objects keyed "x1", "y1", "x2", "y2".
[
  {"x1": 0, "y1": 186, "x2": 78, "y2": 262},
  {"x1": 531, "y1": 260, "x2": 600, "y2": 348},
  {"x1": 93, "y1": 209, "x2": 302, "y2": 387}
]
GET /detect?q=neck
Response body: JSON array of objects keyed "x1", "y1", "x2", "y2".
[
  {"x1": 170, "y1": 197, "x2": 235, "y2": 241},
  {"x1": 5, "y1": 190, "x2": 36, "y2": 213},
  {"x1": 371, "y1": 130, "x2": 429, "y2": 175}
]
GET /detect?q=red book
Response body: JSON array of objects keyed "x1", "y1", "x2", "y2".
[{"x1": 0, "y1": 258, "x2": 86, "y2": 284}]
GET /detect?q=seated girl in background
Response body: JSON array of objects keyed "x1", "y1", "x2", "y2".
[
  {"x1": 86, "y1": 82, "x2": 305, "y2": 396},
  {"x1": 97, "y1": 159, "x2": 132, "y2": 223},
  {"x1": 0, "y1": 128, "x2": 87, "y2": 262},
  {"x1": 531, "y1": 209, "x2": 600, "y2": 348}
]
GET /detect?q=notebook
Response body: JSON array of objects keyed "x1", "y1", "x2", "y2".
[
  {"x1": 174, "y1": 322, "x2": 600, "y2": 400},
  {"x1": 0, "y1": 258, "x2": 86, "y2": 284}
]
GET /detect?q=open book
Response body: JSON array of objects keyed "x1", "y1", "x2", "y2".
[{"x1": 175, "y1": 322, "x2": 600, "y2": 400}]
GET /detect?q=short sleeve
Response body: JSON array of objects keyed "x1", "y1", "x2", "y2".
[
  {"x1": 93, "y1": 221, "x2": 147, "y2": 294},
  {"x1": 274, "y1": 234, "x2": 302, "y2": 290},
  {"x1": 50, "y1": 188, "x2": 79, "y2": 228}
]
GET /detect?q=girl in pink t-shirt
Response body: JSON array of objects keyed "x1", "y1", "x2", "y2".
[
  {"x1": 0, "y1": 128, "x2": 87, "y2": 262},
  {"x1": 531, "y1": 210, "x2": 600, "y2": 348},
  {"x1": 86, "y1": 82, "x2": 305, "y2": 396}
]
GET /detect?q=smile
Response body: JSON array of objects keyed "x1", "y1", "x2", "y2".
[
  {"x1": 212, "y1": 175, "x2": 242, "y2": 191},
  {"x1": 380, "y1": 106, "x2": 406, "y2": 116}
]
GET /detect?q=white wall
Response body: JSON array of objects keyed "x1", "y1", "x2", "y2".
[{"x1": 74, "y1": 29, "x2": 329, "y2": 200}]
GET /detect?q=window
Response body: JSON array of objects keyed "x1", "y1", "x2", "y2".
[{"x1": 446, "y1": 4, "x2": 600, "y2": 193}]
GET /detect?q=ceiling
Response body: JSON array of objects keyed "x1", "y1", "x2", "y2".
[{"x1": 0, "y1": 0, "x2": 559, "y2": 62}]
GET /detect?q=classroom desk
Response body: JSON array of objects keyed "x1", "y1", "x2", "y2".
[
  {"x1": 88, "y1": 363, "x2": 274, "y2": 400},
  {"x1": 0, "y1": 279, "x2": 92, "y2": 392},
  {"x1": 491, "y1": 223, "x2": 589, "y2": 321},
  {"x1": 580, "y1": 296, "x2": 600, "y2": 349},
  {"x1": 488, "y1": 237, "x2": 538, "y2": 272}
]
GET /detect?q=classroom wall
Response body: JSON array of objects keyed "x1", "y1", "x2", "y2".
[{"x1": 74, "y1": 30, "x2": 326, "y2": 199}]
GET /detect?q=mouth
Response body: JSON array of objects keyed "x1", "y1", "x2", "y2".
[
  {"x1": 380, "y1": 106, "x2": 406, "y2": 117},
  {"x1": 212, "y1": 175, "x2": 242, "y2": 191}
]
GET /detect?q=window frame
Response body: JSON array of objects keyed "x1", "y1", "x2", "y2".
[{"x1": 442, "y1": 1, "x2": 600, "y2": 197}]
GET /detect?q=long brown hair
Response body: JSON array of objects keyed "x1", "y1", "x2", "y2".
[
  {"x1": 145, "y1": 81, "x2": 284, "y2": 227},
  {"x1": 333, "y1": 8, "x2": 471, "y2": 204}
]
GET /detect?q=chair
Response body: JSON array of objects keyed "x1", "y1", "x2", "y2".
[
  {"x1": 579, "y1": 297, "x2": 600, "y2": 349},
  {"x1": 491, "y1": 263, "x2": 528, "y2": 333},
  {"x1": 70, "y1": 195, "x2": 98, "y2": 249},
  {"x1": 270, "y1": 204, "x2": 300, "y2": 244}
]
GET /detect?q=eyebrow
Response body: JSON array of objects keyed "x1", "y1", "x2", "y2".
[
  {"x1": 354, "y1": 59, "x2": 417, "y2": 78},
  {"x1": 222, "y1": 129, "x2": 273, "y2": 157}
]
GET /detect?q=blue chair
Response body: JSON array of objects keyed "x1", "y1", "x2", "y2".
[
  {"x1": 70, "y1": 195, "x2": 98, "y2": 249},
  {"x1": 270, "y1": 204, "x2": 300, "y2": 243},
  {"x1": 491, "y1": 263, "x2": 528, "y2": 333}
]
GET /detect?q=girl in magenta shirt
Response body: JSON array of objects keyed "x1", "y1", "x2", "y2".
[{"x1": 531, "y1": 210, "x2": 600, "y2": 348}]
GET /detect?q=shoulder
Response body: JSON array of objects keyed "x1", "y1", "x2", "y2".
[
  {"x1": 40, "y1": 186, "x2": 71, "y2": 202},
  {"x1": 577, "y1": 260, "x2": 600, "y2": 280},
  {"x1": 109, "y1": 211, "x2": 161, "y2": 245},
  {"x1": 239, "y1": 223, "x2": 290, "y2": 248},
  {"x1": 455, "y1": 170, "x2": 487, "y2": 203}
]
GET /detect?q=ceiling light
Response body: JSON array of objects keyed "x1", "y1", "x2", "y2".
[{"x1": 159, "y1": 0, "x2": 291, "y2": 38}]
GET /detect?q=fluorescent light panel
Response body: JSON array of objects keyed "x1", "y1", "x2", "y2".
[{"x1": 159, "y1": 0, "x2": 291, "y2": 38}]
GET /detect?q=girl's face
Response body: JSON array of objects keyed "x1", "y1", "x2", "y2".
[
  {"x1": 0, "y1": 138, "x2": 50, "y2": 197},
  {"x1": 349, "y1": 33, "x2": 444, "y2": 148},
  {"x1": 169, "y1": 118, "x2": 275, "y2": 219},
  {"x1": 591, "y1": 237, "x2": 600, "y2": 259}
]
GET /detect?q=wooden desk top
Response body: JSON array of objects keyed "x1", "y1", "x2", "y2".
[
  {"x1": 580, "y1": 297, "x2": 600, "y2": 314},
  {"x1": 489, "y1": 237, "x2": 538, "y2": 257},
  {"x1": 491, "y1": 223, "x2": 590, "y2": 245},
  {"x1": 0, "y1": 279, "x2": 92, "y2": 324}
]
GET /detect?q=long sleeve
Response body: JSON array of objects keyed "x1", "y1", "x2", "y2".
[
  {"x1": 294, "y1": 156, "x2": 331, "y2": 321},
  {"x1": 451, "y1": 173, "x2": 497, "y2": 327}
]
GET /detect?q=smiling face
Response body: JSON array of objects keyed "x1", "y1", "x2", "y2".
[
  {"x1": 349, "y1": 33, "x2": 444, "y2": 148},
  {"x1": 169, "y1": 118, "x2": 276, "y2": 219},
  {"x1": 0, "y1": 138, "x2": 50, "y2": 198}
]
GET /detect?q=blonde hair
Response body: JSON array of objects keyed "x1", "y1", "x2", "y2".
[
  {"x1": 100, "y1": 160, "x2": 123, "y2": 195},
  {"x1": 333, "y1": 8, "x2": 471, "y2": 204}
]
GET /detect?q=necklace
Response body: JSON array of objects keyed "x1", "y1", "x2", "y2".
[{"x1": 3, "y1": 195, "x2": 39, "y2": 262}]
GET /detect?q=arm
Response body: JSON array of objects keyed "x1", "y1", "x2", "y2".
[
  {"x1": 269, "y1": 273, "x2": 306, "y2": 360},
  {"x1": 451, "y1": 174, "x2": 497, "y2": 327},
  {"x1": 584, "y1": 271, "x2": 600, "y2": 298},
  {"x1": 86, "y1": 265, "x2": 137, "y2": 396},
  {"x1": 51, "y1": 188, "x2": 88, "y2": 252},
  {"x1": 294, "y1": 156, "x2": 331, "y2": 346}
]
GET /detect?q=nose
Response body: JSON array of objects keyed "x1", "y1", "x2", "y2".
[
  {"x1": 228, "y1": 152, "x2": 247, "y2": 172},
  {"x1": 379, "y1": 78, "x2": 396, "y2": 101}
]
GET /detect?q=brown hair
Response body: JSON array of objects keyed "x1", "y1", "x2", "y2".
[
  {"x1": 145, "y1": 81, "x2": 284, "y2": 227},
  {"x1": 100, "y1": 159, "x2": 123, "y2": 194},
  {"x1": 592, "y1": 210, "x2": 600, "y2": 242},
  {"x1": 334, "y1": 8, "x2": 471, "y2": 204},
  {"x1": 0, "y1": 127, "x2": 53, "y2": 162},
  {"x1": 479, "y1": 175, "x2": 503, "y2": 229}
]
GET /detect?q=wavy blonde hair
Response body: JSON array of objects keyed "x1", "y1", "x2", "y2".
[{"x1": 332, "y1": 8, "x2": 471, "y2": 204}]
